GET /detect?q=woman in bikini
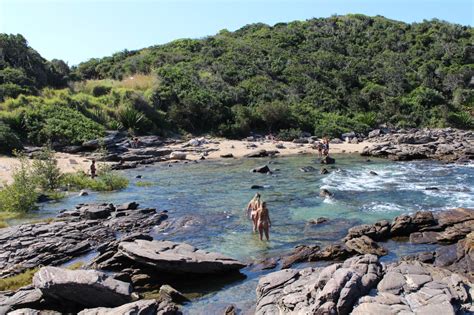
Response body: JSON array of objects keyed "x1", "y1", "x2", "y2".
[
  {"x1": 246, "y1": 193, "x2": 261, "y2": 232},
  {"x1": 256, "y1": 201, "x2": 271, "y2": 241}
]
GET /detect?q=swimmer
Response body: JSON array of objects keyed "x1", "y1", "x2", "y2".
[
  {"x1": 246, "y1": 193, "x2": 261, "y2": 232},
  {"x1": 256, "y1": 201, "x2": 271, "y2": 241}
]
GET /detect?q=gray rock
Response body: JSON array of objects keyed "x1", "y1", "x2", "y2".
[
  {"x1": 78, "y1": 299, "x2": 180, "y2": 315},
  {"x1": 117, "y1": 240, "x2": 246, "y2": 274},
  {"x1": 255, "y1": 254, "x2": 382, "y2": 315},
  {"x1": 252, "y1": 165, "x2": 271, "y2": 174},
  {"x1": 33, "y1": 267, "x2": 132, "y2": 308},
  {"x1": 345, "y1": 235, "x2": 388, "y2": 256}
]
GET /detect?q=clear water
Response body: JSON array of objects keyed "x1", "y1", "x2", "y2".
[{"x1": 15, "y1": 154, "x2": 474, "y2": 314}]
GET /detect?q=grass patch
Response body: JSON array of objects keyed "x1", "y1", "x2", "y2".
[
  {"x1": 0, "y1": 212, "x2": 17, "y2": 228},
  {"x1": 135, "y1": 181, "x2": 154, "y2": 187},
  {"x1": 0, "y1": 268, "x2": 39, "y2": 291},
  {"x1": 62, "y1": 168, "x2": 128, "y2": 192},
  {"x1": 66, "y1": 261, "x2": 84, "y2": 270}
]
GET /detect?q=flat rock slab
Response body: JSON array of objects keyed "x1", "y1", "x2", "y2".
[
  {"x1": 78, "y1": 299, "x2": 180, "y2": 315},
  {"x1": 118, "y1": 240, "x2": 246, "y2": 274},
  {"x1": 33, "y1": 267, "x2": 132, "y2": 308}
]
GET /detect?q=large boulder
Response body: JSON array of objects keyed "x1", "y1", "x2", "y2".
[
  {"x1": 117, "y1": 240, "x2": 246, "y2": 274},
  {"x1": 255, "y1": 254, "x2": 382, "y2": 315},
  {"x1": 32, "y1": 267, "x2": 133, "y2": 308}
]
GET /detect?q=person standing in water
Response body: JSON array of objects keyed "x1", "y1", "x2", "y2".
[
  {"x1": 246, "y1": 193, "x2": 261, "y2": 232},
  {"x1": 256, "y1": 201, "x2": 271, "y2": 241}
]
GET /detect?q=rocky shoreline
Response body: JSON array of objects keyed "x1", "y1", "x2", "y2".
[
  {"x1": 0, "y1": 201, "x2": 472, "y2": 314},
  {"x1": 19, "y1": 128, "x2": 472, "y2": 174},
  {"x1": 361, "y1": 127, "x2": 474, "y2": 163}
]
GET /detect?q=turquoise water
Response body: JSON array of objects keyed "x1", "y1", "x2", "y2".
[{"x1": 25, "y1": 154, "x2": 474, "y2": 313}]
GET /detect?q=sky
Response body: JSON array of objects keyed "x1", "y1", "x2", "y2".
[{"x1": 1, "y1": 0, "x2": 473, "y2": 65}]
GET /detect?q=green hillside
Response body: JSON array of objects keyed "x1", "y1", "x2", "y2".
[{"x1": 0, "y1": 14, "x2": 473, "y2": 150}]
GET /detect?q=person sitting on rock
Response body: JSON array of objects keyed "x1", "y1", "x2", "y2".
[
  {"x1": 256, "y1": 201, "x2": 271, "y2": 241},
  {"x1": 246, "y1": 193, "x2": 261, "y2": 232}
]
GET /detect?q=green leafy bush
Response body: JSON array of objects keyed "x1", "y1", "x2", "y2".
[
  {"x1": 277, "y1": 128, "x2": 302, "y2": 141},
  {"x1": 0, "y1": 121, "x2": 22, "y2": 154},
  {"x1": 0, "y1": 153, "x2": 38, "y2": 212},
  {"x1": 31, "y1": 145, "x2": 62, "y2": 191},
  {"x1": 447, "y1": 111, "x2": 474, "y2": 129},
  {"x1": 23, "y1": 104, "x2": 105, "y2": 145}
]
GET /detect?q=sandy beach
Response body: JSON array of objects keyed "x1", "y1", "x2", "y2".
[{"x1": 0, "y1": 139, "x2": 372, "y2": 185}]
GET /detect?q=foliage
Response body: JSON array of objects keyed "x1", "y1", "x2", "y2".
[
  {"x1": 1, "y1": 15, "x2": 473, "y2": 138},
  {"x1": 0, "y1": 152, "x2": 38, "y2": 212},
  {"x1": 0, "y1": 121, "x2": 22, "y2": 154},
  {"x1": 22, "y1": 103, "x2": 105, "y2": 145},
  {"x1": 0, "y1": 34, "x2": 69, "y2": 101},
  {"x1": 277, "y1": 128, "x2": 302, "y2": 141},
  {"x1": 31, "y1": 145, "x2": 62, "y2": 191},
  {"x1": 62, "y1": 166, "x2": 128, "y2": 191}
]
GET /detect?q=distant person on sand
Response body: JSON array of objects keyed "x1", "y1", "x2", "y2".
[
  {"x1": 256, "y1": 201, "x2": 271, "y2": 241},
  {"x1": 90, "y1": 160, "x2": 96, "y2": 179},
  {"x1": 246, "y1": 193, "x2": 261, "y2": 232}
]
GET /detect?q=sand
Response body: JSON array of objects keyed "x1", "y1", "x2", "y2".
[
  {"x1": 0, "y1": 139, "x2": 373, "y2": 185},
  {"x1": 0, "y1": 152, "x2": 94, "y2": 185}
]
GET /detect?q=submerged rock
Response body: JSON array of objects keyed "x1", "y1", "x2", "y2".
[
  {"x1": 320, "y1": 156, "x2": 335, "y2": 164},
  {"x1": 252, "y1": 165, "x2": 271, "y2": 174},
  {"x1": 319, "y1": 188, "x2": 333, "y2": 198}
]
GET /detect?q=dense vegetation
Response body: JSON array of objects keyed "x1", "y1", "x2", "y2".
[{"x1": 0, "y1": 15, "x2": 473, "y2": 147}]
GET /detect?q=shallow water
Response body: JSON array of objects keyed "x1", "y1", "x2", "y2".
[{"x1": 17, "y1": 154, "x2": 474, "y2": 313}]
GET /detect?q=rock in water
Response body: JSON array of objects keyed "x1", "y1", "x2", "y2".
[
  {"x1": 320, "y1": 168, "x2": 329, "y2": 174},
  {"x1": 32, "y1": 267, "x2": 132, "y2": 308},
  {"x1": 345, "y1": 235, "x2": 388, "y2": 256},
  {"x1": 118, "y1": 239, "x2": 246, "y2": 274},
  {"x1": 300, "y1": 166, "x2": 316, "y2": 172},
  {"x1": 252, "y1": 165, "x2": 271, "y2": 174},
  {"x1": 320, "y1": 156, "x2": 335, "y2": 164},
  {"x1": 320, "y1": 188, "x2": 333, "y2": 198}
]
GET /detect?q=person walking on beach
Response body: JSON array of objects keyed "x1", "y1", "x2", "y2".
[
  {"x1": 256, "y1": 201, "x2": 271, "y2": 241},
  {"x1": 90, "y1": 160, "x2": 96, "y2": 179},
  {"x1": 246, "y1": 193, "x2": 261, "y2": 232}
]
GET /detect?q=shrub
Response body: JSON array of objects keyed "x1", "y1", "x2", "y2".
[
  {"x1": 23, "y1": 104, "x2": 105, "y2": 145},
  {"x1": 447, "y1": 111, "x2": 474, "y2": 129},
  {"x1": 116, "y1": 106, "x2": 148, "y2": 133},
  {"x1": 62, "y1": 166, "x2": 128, "y2": 191},
  {"x1": 31, "y1": 145, "x2": 62, "y2": 191},
  {"x1": 0, "y1": 152, "x2": 38, "y2": 212},
  {"x1": 277, "y1": 128, "x2": 302, "y2": 141},
  {"x1": 0, "y1": 121, "x2": 22, "y2": 154},
  {"x1": 92, "y1": 85, "x2": 112, "y2": 97}
]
